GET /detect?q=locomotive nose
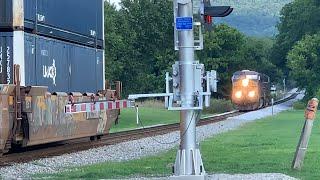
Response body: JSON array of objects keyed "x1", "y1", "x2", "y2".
[
  {"x1": 242, "y1": 78, "x2": 249, "y2": 87},
  {"x1": 248, "y1": 90, "x2": 256, "y2": 98},
  {"x1": 235, "y1": 91, "x2": 242, "y2": 99}
]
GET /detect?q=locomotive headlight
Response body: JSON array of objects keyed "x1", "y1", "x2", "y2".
[
  {"x1": 235, "y1": 91, "x2": 242, "y2": 99},
  {"x1": 248, "y1": 91, "x2": 256, "y2": 98},
  {"x1": 242, "y1": 79, "x2": 249, "y2": 87}
]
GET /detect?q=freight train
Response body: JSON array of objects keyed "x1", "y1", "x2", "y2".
[
  {"x1": 231, "y1": 70, "x2": 271, "y2": 111},
  {"x1": 0, "y1": 0, "x2": 129, "y2": 155}
]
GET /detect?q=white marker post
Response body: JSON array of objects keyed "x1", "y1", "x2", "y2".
[
  {"x1": 271, "y1": 98, "x2": 274, "y2": 115},
  {"x1": 135, "y1": 105, "x2": 139, "y2": 125},
  {"x1": 292, "y1": 98, "x2": 319, "y2": 170}
]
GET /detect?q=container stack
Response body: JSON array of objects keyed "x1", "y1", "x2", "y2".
[{"x1": 0, "y1": 0, "x2": 105, "y2": 92}]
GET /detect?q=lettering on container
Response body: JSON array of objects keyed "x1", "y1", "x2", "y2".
[
  {"x1": 96, "y1": 57, "x2": 100, "y2": 65},
  {"x1": 90, "y1": 30, "x2": 96, "y2": 37},
  {"x1": 41, "y1": 50, "x2": 48, "y2": 56},
  {"x1": 37, "y1": 14, "x2": 46, "y2": 22},
  {"x1": 6, "y1": 46, "x2": 11, "y2": 84},
  {"x1": 43, "y1": 59, "x2": 56, "y2": 86},
  {"x1": 0, "y1": 46, "x2": 2, "y2": 74}
]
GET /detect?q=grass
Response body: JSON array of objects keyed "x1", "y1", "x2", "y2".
[
  {"x1": 111, "y1": 99, "x2": 234, "y2": 132},
  {"x1": 203, "y1": 99, "x2": 235, "y2": 114},
  {"x1": 293, "y1": 101, "x2": 307, "y2": 110},
  {"x1": 201, "y1": 110, "x2": 320, "y2": 180},
  {"x1": 36, "y1": 110, "x2": 320, "y2": 179},
  {"x1": 110, "y1": 107, "x2": 179, "y2": 133}
]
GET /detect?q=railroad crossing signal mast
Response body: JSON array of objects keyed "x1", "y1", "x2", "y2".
[{"x1": 129, "y1": 1, "x2": 232, "y2": 179}]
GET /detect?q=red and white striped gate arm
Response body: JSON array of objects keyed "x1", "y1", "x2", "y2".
[{"x1": 65, "y1": 100, "x2": 133, "y2": 114}]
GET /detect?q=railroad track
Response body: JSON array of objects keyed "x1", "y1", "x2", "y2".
[{"x1": 0, "y1": 91, "x2": 299, "y2": 167}]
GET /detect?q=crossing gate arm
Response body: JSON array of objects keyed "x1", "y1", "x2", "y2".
[{"x1": 65, "y1": 100, "x2": 134, "y2": 114}]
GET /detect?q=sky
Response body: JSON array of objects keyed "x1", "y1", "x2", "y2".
[{"x1": 107, "y1": 0, "x2": 121, "y2": 7}]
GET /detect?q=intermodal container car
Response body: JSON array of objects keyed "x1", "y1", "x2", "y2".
[
  {"x1": 0, "y1": 0, "x2": 104, "y2": 49},
  {"x1": 0, "y1": 32, "x2": 104, "y2": 92}
]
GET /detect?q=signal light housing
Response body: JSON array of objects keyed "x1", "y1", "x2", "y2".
[
  {"x1": 204, "y1": 15, "x2": 212, "y2": 24},
  {"x1": 204, "y1": 6, "x2": 233, "y2": 18},
  {"x1": 202, "y1": 0, "x2": 233, "y2": 25}
]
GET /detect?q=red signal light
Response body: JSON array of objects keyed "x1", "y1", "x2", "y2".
[{"x1": 204, "y1": 15, "x2": 212, "y2": 24}]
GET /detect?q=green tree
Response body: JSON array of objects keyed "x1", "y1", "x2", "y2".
[
  {"x1": 287, "y1": 32, "x2": 320, "y2": 99},
  {"x1": 198, "y1": 24, "x2": 247, "y2": 97},
  {"x1": 198, "y1": 25, "x2": 279, "y2": 97},
  {"x1": 105, "y1": 1, "x2": 279, "y2": 99},
  {"x1": 271, "y1": 0, "x2": 320, "y2": 76},
  {"x1": 104, "y1": 2, "x2": 135, "y2": 93},
  {"x1": 243, "y1": 37, "x2": 282, "y2": 83},
  {"x1": 105, "y1": 0, "x2": 175, "y2": 96}
]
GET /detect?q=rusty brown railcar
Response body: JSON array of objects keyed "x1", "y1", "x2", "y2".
[
  {"x1": 0, "y1": 85, "x2": 120, "y2": 155},
  {"x1": 0, "y1": 0, "x2": 126, "y2": 155}
]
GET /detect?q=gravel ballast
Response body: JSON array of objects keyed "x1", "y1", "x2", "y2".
[
  {"x1": 0, "y1": 90, "x2": 302, "y2": 179},
  {"x1": 207, "y1": 173, "x2": 297, "y2": 180},
  {"x1": 128, "y1": 173, "x2": 297, "y2": 180}
]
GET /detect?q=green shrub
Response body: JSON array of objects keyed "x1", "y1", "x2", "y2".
[
  {"x1": 293, "y1": 101, "x2": 306, "y2": 110},
  {"x1": 136, "y1": 100, "x2": 165, "y2": 109},
  {"x1": 203, "y1": 99, "x2": 235, "y2": 114},
  {"x1": 315, "y1": 88, "x2": 320, "y2": 101},
  {"x1": 136, "y1": 99, "x2": 235, "y2": 114}
]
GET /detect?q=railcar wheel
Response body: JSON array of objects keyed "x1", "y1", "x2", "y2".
[
  {"x1": 90, "y1": 136, "x2": 96, "y2": 141},
  {"x1": 97, "y1": 135, "x2": 102, "y2": 140},
  {"x1": 259, "y1": 98, "x2": 264, "y2": 108},
  {"x1": 0, "y1": 149, "x2": 7, "y2": 156},
  {"x1": 90, "y1": 135, "x2": 102, "y2": 141}
]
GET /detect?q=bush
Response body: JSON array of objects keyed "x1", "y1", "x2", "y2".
[
  {"x1": 293, "y1": 101, "x2": 306, "y2": 110},
  {"x1": 136, "y1": 100, "x2": 165, "y2": 109},
  {"x1": 203, "y1": 99, "x2": 235, "y2": 114},
  {"x1": 136, "y1": 99, "x2": 235, "y2": 114},
  {"x1": 315, "y1": 88, "x2": 320, "y2": 101}
]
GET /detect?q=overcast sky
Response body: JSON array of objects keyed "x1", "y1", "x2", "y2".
[{"x1": 107, "y1": 0, "x2": 121, "y2": 7}]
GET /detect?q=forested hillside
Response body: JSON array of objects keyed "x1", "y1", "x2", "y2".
[{"x1": 214, "y1": 0, "x2": 293, "y2": 36}]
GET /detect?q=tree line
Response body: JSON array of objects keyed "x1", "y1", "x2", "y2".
[
  {"x1": 105, "y1": 0, "x2": 319, "y2": 100},
  {"x1": 271, "y1": 0, "x2": 320, "y2": 100}
]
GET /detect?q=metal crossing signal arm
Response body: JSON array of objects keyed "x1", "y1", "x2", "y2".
[{"x1": 65, "y1": 99, "x2": 133, "y2": 114}]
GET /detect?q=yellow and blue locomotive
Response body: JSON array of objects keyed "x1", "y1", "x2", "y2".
[{"x1": 231, "y1": 70, "x2": 271, "y2": 111}]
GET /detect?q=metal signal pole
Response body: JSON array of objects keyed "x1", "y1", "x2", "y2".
[
  {"x1": 175, "y1": 0, "x2": 199, "y2": 178},
  {"x1": 128, "y1": 1, "x2": 232, "y2": 179},
  {"x1": 171, "y1": 1, "x2": 232, "y2": 179},
  {"x1": 171, "y1": 0, "x2": 206, "y2": 179}
]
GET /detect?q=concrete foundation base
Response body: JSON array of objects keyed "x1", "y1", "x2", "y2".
[{"x1": 170, "y1": 174, "x2": 207, "y2": 180}]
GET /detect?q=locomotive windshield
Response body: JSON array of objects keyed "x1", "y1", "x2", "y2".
[{"x1": 232, "y1": 74, "x2": 259, "y2": 82}]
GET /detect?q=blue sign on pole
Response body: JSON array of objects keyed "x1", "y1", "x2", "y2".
[{"x1": 176, "y1": 17, "x2": 193, "y2": 30}]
